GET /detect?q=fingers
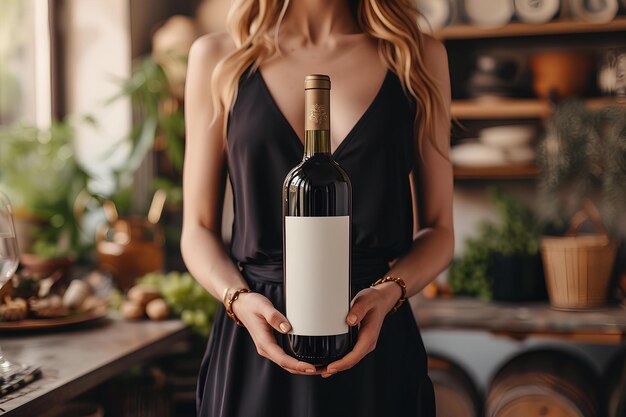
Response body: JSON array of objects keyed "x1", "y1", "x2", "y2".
[
  {"x1": 323, "y1": 321, "x2": 379, "y2": 377},
  {"x1": 321, "y1": 289, "x2": 382, "y2": 378},
  {"x1": 254, "y1": 327, "x2": 318, "y2": 375},
  {"x1": 241, "y1": 295, "x2": 319, "y2": 375},
  {"x1": 244, "y1": 296, "x2": 320, "y2": 375},
  {"x1": 346, "y1": 290, "x2": 375, "y2": 326},
  {"x1": 261, "y1": 302, "x2": 292, "y2": 334}
]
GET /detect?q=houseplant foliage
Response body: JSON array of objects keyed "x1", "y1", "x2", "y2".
[
  {"x1": 0, "y1": 117, "x2": 94, "y2": 260},
  {"x1": 450, "y1": 188, "x2": 541, "y2": 300},
  {"x1": 106, "y1": 55, "x2": 185, "y2": 215},
  {"x1": 536, "y1": 100, "x2": 626, "y2": 230},
  {"x1": 106, "y1": 14, "x2": 201, "y2": 214}
]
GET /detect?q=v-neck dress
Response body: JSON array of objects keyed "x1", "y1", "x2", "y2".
[{"x1": 196, "y1": 68, "x2": 436, "y2": 417}]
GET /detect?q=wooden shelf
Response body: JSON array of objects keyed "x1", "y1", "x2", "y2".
[
  {"x1": 412, "y1": 297, "x2": 626, "y2": 344},
  {"x1": 435, "y1": 17, "x2": 626, "y2": 40},
  {"x1": 454, "y1": 165, "x2": 540, "y2": 180},
  {"x1": 452, "y1": 99, "x2": 550, "y2": 119},
  {"x1": 451, "y1": 97, "x2": 626, "y2": 120},
  {"x1": 585, "y1": 97, "x2": 626, "y2": 109}
]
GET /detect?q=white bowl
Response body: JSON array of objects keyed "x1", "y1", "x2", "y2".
[
  {"x1": 479, "y1": 125, "x2": 536, "y2": 149},
  {"x1": 514, "y1": 0, "x2": 560, "y2": 24},
  {"x1": 503, "y1": 145, "x2": 535, "y2": 165},
  {"x1": 417, "y1": 0, "x2": 452, "y2": 31},
  {"x1": 464, "y1": 0, "x2": 514, "y2": 27},
  {"x1": 451, "y1": 142, "x2": 508, "y2": 167},
  {"x1": 570, "y1": 0, "x2": 618, "y2": 23}
]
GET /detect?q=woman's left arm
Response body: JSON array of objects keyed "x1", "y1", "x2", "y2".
[
  {"x1": 383, "y1": 36, "x2": 454, "y2": 297},
  {"x1": 324, "y1": 37, "x2": 453, "y2": 377}
]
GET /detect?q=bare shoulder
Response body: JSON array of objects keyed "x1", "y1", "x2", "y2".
[
  {"x1": 421, "y1": 34, "x2": 448, "y2": 69},
  {"x1": 188, "y1": 32, "x2": 236, "y2": 71}
]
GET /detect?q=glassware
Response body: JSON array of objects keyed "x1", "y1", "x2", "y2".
[{"x1": 0, "y1": 191, "x2": 25, "y2": 377}]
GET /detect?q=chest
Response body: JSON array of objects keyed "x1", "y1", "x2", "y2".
[
  {"x1": 228, "y1": 68, "x2": 416, "y2": 179},
  {"x1": 258, "y1": 50, "x2": 388, "y2": 153}
]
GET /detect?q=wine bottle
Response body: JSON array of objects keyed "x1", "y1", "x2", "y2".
[{"x1": 282, "y1": 74, "x2": 353, "y2": 367}]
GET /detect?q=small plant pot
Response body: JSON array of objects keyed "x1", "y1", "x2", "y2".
[
  {"x1": 541, "y1": 202, "x2": 618, "y2": 310},
  {"x1": 489, "y1": 253, "x2": 547, "y2": 302},
  {"x1": 19, "y1": 253, "x2": 74, "y2": 279},
  {"x1": 96, "y1": 216, "x2": 164, "y2": 291},
  {"x1": 530, "y1": 51, "x2": 594, "y2": 99},
  {"x1": 12, "y1": 211, "x2": 44, "y2": 254}
]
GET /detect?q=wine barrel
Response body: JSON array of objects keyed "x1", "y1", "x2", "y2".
[
  {"x1": 487, "y1": 350, "x2": 600, "y2": 417},
  {"x1": 428, "y1": 355, "x2": 482, "y2": 417},
  {"x1": 605, "y1": 351, "x2": 626, "y2": 417}
]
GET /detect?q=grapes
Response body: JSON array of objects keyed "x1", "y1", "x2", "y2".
[{"x1": 138, "y1": 271, "x2": 218, "y2": 336}]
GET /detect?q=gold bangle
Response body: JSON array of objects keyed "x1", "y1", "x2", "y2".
[
  {"x1": 371, "y1": 276, "x2": 407, "y2": 314},
  {"x1": 224, "y1": 288, "x2": 252, "y2": 327}
]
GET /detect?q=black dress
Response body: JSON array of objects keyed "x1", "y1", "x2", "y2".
[{"x1": 196, "y1": 68, "x2": 436, "y2": 417}]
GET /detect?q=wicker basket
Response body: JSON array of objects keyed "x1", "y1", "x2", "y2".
[{"x1": 541, "y1": 201, "x2": 618, "y2": 310}]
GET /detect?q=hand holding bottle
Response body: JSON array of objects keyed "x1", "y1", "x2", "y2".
[
  {"x1": 321, "y1": 282, "x2": 402, "y2": 377},
  {"x1": 232, "y1": 292, "x2": 320, "y2": 375}
]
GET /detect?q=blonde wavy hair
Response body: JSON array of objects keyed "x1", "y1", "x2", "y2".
[{"x1": 211, "y1": 0, "x2": 446, "y2": 156}]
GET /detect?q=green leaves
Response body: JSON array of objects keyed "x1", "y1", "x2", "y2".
[
  {"x1": 450, "y1": 238, "x2": 493, "y2": 299},
  {"x1": 449, "y1": 188, "x2": 541, "y2": 299},
  {"x1": 0, "y1": 118, "x2": 93, "y2": 259},
  {"x1": 106, "y1": 55, "x2": 186, "y2": 216},
  {"x1": 536, "y1": 100, "x2": 626, "y2": 230}
]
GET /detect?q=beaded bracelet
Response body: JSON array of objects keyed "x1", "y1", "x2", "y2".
[
  {"x1": 371, "y1": 276, "x2": 407, "y2": 314},
  {"x1": 224, "y1": 288, "x2": 252, "y2": 327}
]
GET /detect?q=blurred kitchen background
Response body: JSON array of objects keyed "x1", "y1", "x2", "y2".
[{"x1": 0, "y1": 0, "x2": 625, "y2": 416}]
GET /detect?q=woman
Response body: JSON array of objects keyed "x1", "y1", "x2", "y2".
[{"x1": 182, "y1": 0, "x2": 453, "y2": 415}]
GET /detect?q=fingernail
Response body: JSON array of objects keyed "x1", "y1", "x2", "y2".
[
  {"x1": 321, "y1": 373, "x2": 331, "y2": 378},
  {"x1": 305, "y1": 368, "x2": 315, "y2": 373},
  {"x1": 347, "y1": 315, "x2": 357, "y2": 325},
  {"x1": 328, "y1": 368, "x2": 337, "y2": 374},
  {"x1": 279, "y1": 322, "x2": 291, "y2": 333}
]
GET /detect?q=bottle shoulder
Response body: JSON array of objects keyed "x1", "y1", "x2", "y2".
[{"x1": 283, "y1": 156, "x2": 351, "y2": 186}]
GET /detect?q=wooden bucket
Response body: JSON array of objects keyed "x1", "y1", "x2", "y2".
[
  {"x1": 486, "y1": 350, "x2": 601, "y2": 417},
  {"x1": 428, "y1": 355, "x2": 482, "y2": 417},
  {"x1": 541, "y1": 201, "x2": 618, "y2": 310}
]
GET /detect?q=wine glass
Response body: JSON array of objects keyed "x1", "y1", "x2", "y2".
[{"x1": 0, "y1": 191, "x2": 24, "y2": 377}]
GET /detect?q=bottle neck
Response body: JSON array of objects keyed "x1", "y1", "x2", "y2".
[
  {"x1": 304, "y1": 81, "x2": 330, "y2": 159},
  {"x1": 304, "y1": 130, "x2": 330, "y2": 158}
]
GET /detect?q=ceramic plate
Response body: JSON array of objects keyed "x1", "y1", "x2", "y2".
[{"x1": 0, "y1": 307, "x2": 107, "y2": 332}]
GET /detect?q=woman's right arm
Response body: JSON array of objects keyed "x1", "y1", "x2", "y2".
[
  {"x1": 181, "y1": 34, "x2": 317, "y2": 375},
  {"x1": 181, "y1": 34, "x2": 245, "y2": 304}
]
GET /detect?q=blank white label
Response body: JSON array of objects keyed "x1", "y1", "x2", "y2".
[{"x1": 285, "y1": 216, "x2": 350, "y2": 336}]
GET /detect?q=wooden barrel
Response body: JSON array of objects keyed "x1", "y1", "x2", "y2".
[
  {"x1": 605, "y1": 351, "x2": 626, "y2": 417},
  {"x1": 487, "y1": 350, "x2": 600, "y2": 417},
  {"x1": 428, "y1": 355, "x2": 481, "y2": 417}
]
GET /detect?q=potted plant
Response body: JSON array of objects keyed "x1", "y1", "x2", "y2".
[
  {"x1": 450, "y1": 188, "x2": 546, "y2": 302},
  {"x1": 96, "y1": 53, "x2": 186, "y2": 289},
  {"x1": 536, "y1": 101, "x2": 625, "y2": 309},
  {"x1": 0, "y1": 117, "x2": 94, "y2": 277}
]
